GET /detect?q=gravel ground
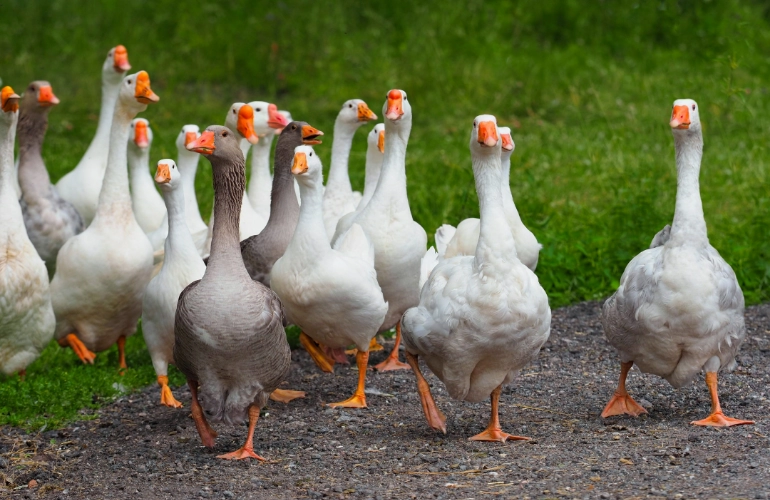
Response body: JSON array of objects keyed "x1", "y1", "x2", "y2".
[{"x1": 1, "y1": 301, "x2": 769, "y2": 499}]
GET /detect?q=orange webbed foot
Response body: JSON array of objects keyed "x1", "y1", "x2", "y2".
[
  {"x1": 374, "y1": 355, "x2": 410, "y2": 372},
  {"x1": 270, "y1": 389, "x2": 306, "y2": 404},
  {"x1": 368, "y1": 337, "x2": 384, "y2": 352},
  {"x1": 419, "y1": 393, "x2": 446, "y2": 434},
  {"x1": 328, "y1": 393, "x2": 367, "y2": 409},
  {"x1": 469, "y1": 428, "x2": 529, "y2": 443},
  {"x1": 601, "y1": 392, "x2": 648, "y2": 418},
  {"x1": 217, "y1": 446, "x2": 266, "y2": 461},
  {"x1": 300, "y1": 333, "x2": 335, "y2": 373},
  {"x1": 64, "y1": 334, "x2": 96, "y2": 365},
  {"x1": 691, "y1": 411, "x2": 754, "y2": 427},
  {"x1": 158, "y1": 376, "x2": 182, "y2": 408}
]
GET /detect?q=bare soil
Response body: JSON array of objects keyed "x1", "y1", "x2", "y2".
[{"x1": 2, "y1": 301, "x2": 769, "y2": 499}]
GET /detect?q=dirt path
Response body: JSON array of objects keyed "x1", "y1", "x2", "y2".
[{"x1": 2, "y1": 302, "x2": 769, "y2": 499}]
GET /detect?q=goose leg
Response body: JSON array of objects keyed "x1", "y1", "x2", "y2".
[
  {"x1": 374, "y1": 323, "x2": 410, "y2": 371},
  {"x1": 469, "y1": 385, "x2": 529, "y2": 442},
  {"x1": 328, "y1": 350, "x2": 369, "y2": 408},
  {"x1": 300, "y1": 332, "x2": 335, "y2": 373},
  {"x1": 188, "y1": 380, "x2": 217, "y2": 448},
  {"x1": 117, "y1": 335, "x2": 128, "y2": 371},
  {"x1": 691, "y1": 372, "x2": 754, "y2": 427},
  {"x1": 58, "y1": 333, "x2": 96, "y2": 365},
  {"x1": 269, "y1": 389, "x2": 306, "y2": 404},
  {"x1": 601, "y1": 361, "x2": 647, "y2": 418},
  {"x1": 368, "y1": 336, "x2": 384, "y2": 352},
  {"x1": 405, "y1": 351, "x2": 446, "y2": 433},
  {"x1": 158, "y1": 375, "x2": 182, "y2": 408},
  {"x1": 217, "y1": 404, "x2": 266, "y2": 461}
]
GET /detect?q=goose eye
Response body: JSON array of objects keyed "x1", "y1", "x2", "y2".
[
  {"x1": 473, "y1": 122, "x2": 477, "y2": 127},
  {"x1": 348, "y1": 104, "x2": 353, "y2": 108},
  {"x1": 292, "y1": 124, "x2": 297, "y2": 130},
  {"x1": 223, "y1": 131, "x2": 228, "y2": 137},
  {"x1": 232, "y1": 109, "x2": 236, "y2": 114},
  {"x1": 309, "y1": 152, "x2": 313, "y2": 156},
  {"x1": 256, "y1": 108, "x2": 261, "y2": 112},
  {"x1": 692, "y1": 104, "x2": 696, "y2": 110},
  {"x1": 127, "y1": 79, "x2": 132, "y2": 85}
]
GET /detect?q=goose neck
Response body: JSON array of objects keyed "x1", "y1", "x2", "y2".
[
  {"x1": 265, "y1": 139, "x2": 300, "y2": 227},
  {"x1": 206, "y1": 156, "x2": 246, "y2": 274},
  {"x1": 360, "y1": 147, "x2": 383, "y2": 207},
  {"x1": 89, "y1": 77, "x2": 122, "y2": 158},
  {"x1": 293, "y1": 173, "x2": 330, "y2": 250},
  {"x1": 128, "y1": 146, "x2": 154, "y2": 193},
  {"x1": 17, "y1": 108, "x2": 52, "y2": 197},
  {"x1": 162, "y1": 184, "x2": 199, "y2": 261},
  {"x1": 326, "y1": 120, "x2": 359, "y2": 192},
  {"x1": 670, "y1": 130, "x2": 707, "y2": 245},
  {"x1": 368, "y1": 119, "x2": 411, "y2": 209},
  {"x1": 474, "y1": 151, "x2": 517, "y2": 263},
  {"x1": 248, "y1": 132, "x2": 274, "y2": 197},
  {"x1": 0, "y1": 115, "x2": 18, "y2": 200},
  {"x1": 177, "y1": 151, "x2": 201, "y2": 215},
  {"x1": 500, "y1": 153, "x2": 524, "y2": 226}
]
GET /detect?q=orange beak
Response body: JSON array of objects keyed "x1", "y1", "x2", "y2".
[
  {"x1": 1, "y1": 86, "x2": 20, "y2": 113},
  {"x1": 187, "y1": 130, "x2": 216, "y2": 155},
  {"x1": 237, "y1": 105, "x2": 259, "y2": 144},
  {"x1": 184, "y1": 131, "x2": 199, "y2": 146},
  {"x1": 385, "y1": 89, "x2": 403, "y2": 121},
  {"x1": 302, "y1": 124, "x2": 324, "y2": 145},
  {"x1": 134, "y1": 121, "x2": 149, "y2": 148},
  {"x1": 268, "y1": 103, "x2": 289, "y2": 130},
  {"x1": 113, "y1": 45, "x2": 131, "y2": 72},
  {"x1": 154, "y1": 162, "x2": 171, "y2": 184},
  {"x1": 357, "y1": 102, "x2": 377, "y2": 122},
  {"x1": 477, "y1": 121, "x2": 498, "y2": 147},
  {"x1": 38, "y1": 85, "x2": 60, "y2": 107},
  {"x1": 292, "y1": 152, "x2": 308, "y2": 175},
  {"x1": 134, "y1": 71, "x2": 160, "y2": 104},
  {"x1": 501, "y1": 133, "x2": 514, "y2": 151},
  {"x1": 670, "y1": 105, "x2": 690, "y2": 129},
  {"x1": 377, "y1": 129, "x2": 385, "y2": 153}
]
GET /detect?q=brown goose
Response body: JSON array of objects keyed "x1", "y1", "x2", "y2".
[
  {"x1": 17, "y1": 81, "x2": 84, "y2": 276},
  {"x1": 238, "y1": 121, "x2": 323, "y2": 286},
  {"x1": 175, "y1": 126, "x2": 292, "y2": 460}
]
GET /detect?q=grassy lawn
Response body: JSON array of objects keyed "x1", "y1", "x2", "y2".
[{"x1": 1, "y1": 0, "x2": 769, "y2": 428}]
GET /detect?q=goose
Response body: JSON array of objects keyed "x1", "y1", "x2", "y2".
[
  {"x1": 321, "y1": 99, "x2": 377, "y2": 239},
  {"x1": 239, "y1": 121, "x2": 324, "y2": 285},
  {"x1": 50, "y1": 71, "x2": 159, "y2": 366},
  {"x1": 142, "y1": 159, "x2": 205, "y2": 408},
  {"x1": 401, "y1": 115, "x2": 551, "y2": 440},
  {"x1": 147, "y1": 125, "x2": 208, "y2": 256},
  {"x1": 246, "y1": 101, "x2": 289, "y2": 219},
  {"x1": 271, "y1": 145, "x2": 388, "y2": 407},
  {"x1": 355, "y1": 123, "x2": 385, "y2": 210},
  {"x1": 17, "y1": 81, "x2": 84, "y2": 277},
  {"x1": 0, "y1": 86, "x2": 55, "y2": 378},
  {"x1": 128, "y1": 118, "x2": 166, "y2": 233},
  {"x1": 331, "y1": 89, "x2": 427, "y2": 371},
  {"x1": 175, "y1": 126, "x2": 291, "y2": 460},
  {"x1": 440, "y1": 127, "x2": 541, "y2": 270},
  {"x1": 600, "y1": 99, "x2": 753, "y2": 427},
  {"x1": 276, "y1": 110, "x2": 305, "y2": 204},
  {"x1": 56, "y1": 45, "x2": 131, "y2": 225}
]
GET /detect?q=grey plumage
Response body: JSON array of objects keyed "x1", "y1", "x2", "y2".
[{"x1": 649, "y1": 224, "x2": 671, "y2": 248}]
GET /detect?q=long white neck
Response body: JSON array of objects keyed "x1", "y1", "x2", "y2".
[
  {"x1": 177, "y1": 149, "x2": 204, "y2": 226},
  {"x1": 670, "y1": 129, "x2": 707, "y2": 246},
  {"x1": 162, "y1": 182, "x2": 201, "y2": 265},
  {"x1": 128, "y1": 145, "x2": 156, "y2": 201},
  {"x1": 326, "y1": 120, "x2": 360, "y2": 194},
  {"x1": 500, "y1": 151, "x2": 524, "y2": 227},
  {"x1": 367, "y1": 117, "x2": 411, "y2": 214},
  {"x1": 248, "y1": 132, "x2": 274, "y2": 209},
  {"x1": 290, "y1": 170, "x2": 330, "y2": 254},
  {"x1": 78, "y1": 73, "x2": 122, "y2": 171},
  {"x1": 474, "y1": 149, "x2": 517, "y2": 266},
  {"x1": 358, "y1": 144, "x2": 383, "y2": 209},
  {"x1": 0, "y1": 114, "x2": 20, "y2": 219},
  {"x1": 93, "y1": 99, "x2": 139, "y2": 225}
]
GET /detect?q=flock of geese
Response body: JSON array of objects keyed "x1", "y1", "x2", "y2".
[{"x1": 0, "y1": 46, "x2": 755, "y2": 460}]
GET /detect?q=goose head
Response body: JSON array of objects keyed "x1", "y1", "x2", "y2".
[
  {"x1": 154, "y1": 159, "x2": 181, "y2": 191},
  {"x1": 120, "y1": 71, "x2": 159, "y2": 113},
  {"x1": 249, "y1": 101, "x2": 289, "y2": 136},
  {"x1": 367, "y1": 123, "x2": 386, "y2": 154},
  {"x1": 383, "y1": 89, "x2": 411, "y2": 123},
  {"x1": 274, "y1": 110, "x2": 293, "y2": 135},
  {"x1": 128, "y1": 118, "x2": 152, "y2": 151},
  {"x1": 338, "y1": 99, "x2": 377, "y2": 127},
  {"x1": 281, "y1": 121, "x2": 324, "y2": 146},
  {"x1": 225, "y1": 102, "x2": 259, "y2": 144},
  {"x1": 499, "y1": 126, "x2": 515, "y2": 158},
  {"x1": 176, "y1": 124, "x2": 200, "y2": 156},
  {"x1": 103, "y1": 45, "x2": 131, "y2": 82},
  {"x1": 22, "y1": 81, "x2": 59, "y2": 114},
  {"x1": 186, "y1": 125, "x2": 243, "y2": 163},
  {"x1": 1, "y1": 86, "x2": 20, "y2": 118},
  {"x1": 469, "y1": 114, "x2": 501, "y2": 157},
  {"x1": 291, "y1": 145, "x2": 323, "y2": 186},
  {"x1": 670, "y1": 99, "x2": 701, "y2": 135}
]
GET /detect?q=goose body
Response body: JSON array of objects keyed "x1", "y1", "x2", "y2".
[
  {"x1": 49, "y1": 71, "x2": 159, "y2": 364},
  {"x1": 128, "y1": 118, "x2": 166, "y2": 233},
  {"x1": 56, "y1": 46, "x2": 131, "y2": 225},
  {"x1": 17, "y1": 82, "x2": 84, "y2": 277},
  {"x1": 0, "y1": 87, "x2": 55, "y2": 376},
  {"x1": 402, "y1": 116, "x2": 550, "y2": 439}
]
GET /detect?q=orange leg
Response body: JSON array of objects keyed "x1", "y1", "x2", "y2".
[
  {"x1": 469, "y1": 385, "x2": 529, "y2": 442},
  {"x1": 374, "y1": 322, "x2": 410, "y2": 371},
  {"x1": 601, "y1": 361, "x2": 647, "y2": 418},
  {"x1": 217, "y1": 405, "x2": 266, "y2": 461},
  {"x1": 158, "y1": 375, "x2": 182, "y2": 408},
  {"x1": 368, "y1": 336, "x2": 384, "y2": 352},
  {"x1": 691, "y1": 372, "x2": 754, "y2": 427},
  {"x1": 58, "y1": 333, "x2": 96, "y2": 365},
  {"x1": 405, "y1": 351, "x2": 446, "y2": 433},
  {"x1": 328, "y1": 350, "x2": 369, "y2": 408},
  {"x1": 270, "y1": 388, "x2": 306, "y2": 403},
  {"x1": 188, "y1": 380, "x2": 217, "y2": 448},
  {"x1": 117, "y1": 335, "x2": 127, "y2": 372},
  {"x1": 300, "y1": 332, "x2": 335, "y2": 373}
]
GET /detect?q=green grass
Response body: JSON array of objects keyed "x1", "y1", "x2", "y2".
[{"x1": 1, "y1": 0, "x2": 770, "y2": 428}]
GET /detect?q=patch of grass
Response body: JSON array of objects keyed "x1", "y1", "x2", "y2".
[{"x1": 1, "y1": 0, "x2": 769, "y2": 428}]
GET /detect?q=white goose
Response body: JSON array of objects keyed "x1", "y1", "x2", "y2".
[
  {"x1": 246, "y1": 101, "x2": 289, "y2": 219},
  {"x1": 440, "y1": 127, "x2": 541, "y2": 270},
  {"x1": 56, "y1": 45, "x2": 132, "y2": 225},
  {"x1": 322, "y1": 99, "x2": 377, "y2": 239},
  {"x1": 271, "y1": 146, "x2": 387, "y2": 407},
  {"x1": 401, "y1": 115, "x2": 551, "y2": 440},
  {"x1": 0, "y1": 86, "x2": 55, "y2": 377},
  {"x1": 128, "y1": 118, "x2": 166, "y2": 233},
  {"x1": 600, "y1": 99, "x2": 753, "y2": 427},
  {"x1": 356, "y1": 123, "x2": 385, "y2": 210},
  {"x1": 332, "y1": 89, "x2": 427, "y2": 371},
  {"x1": 50, "y1": 71, "x2": 159, "y2": 366},
  {"x1": 142, "y1": 159, "x2": 205, "y2": 408}
]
